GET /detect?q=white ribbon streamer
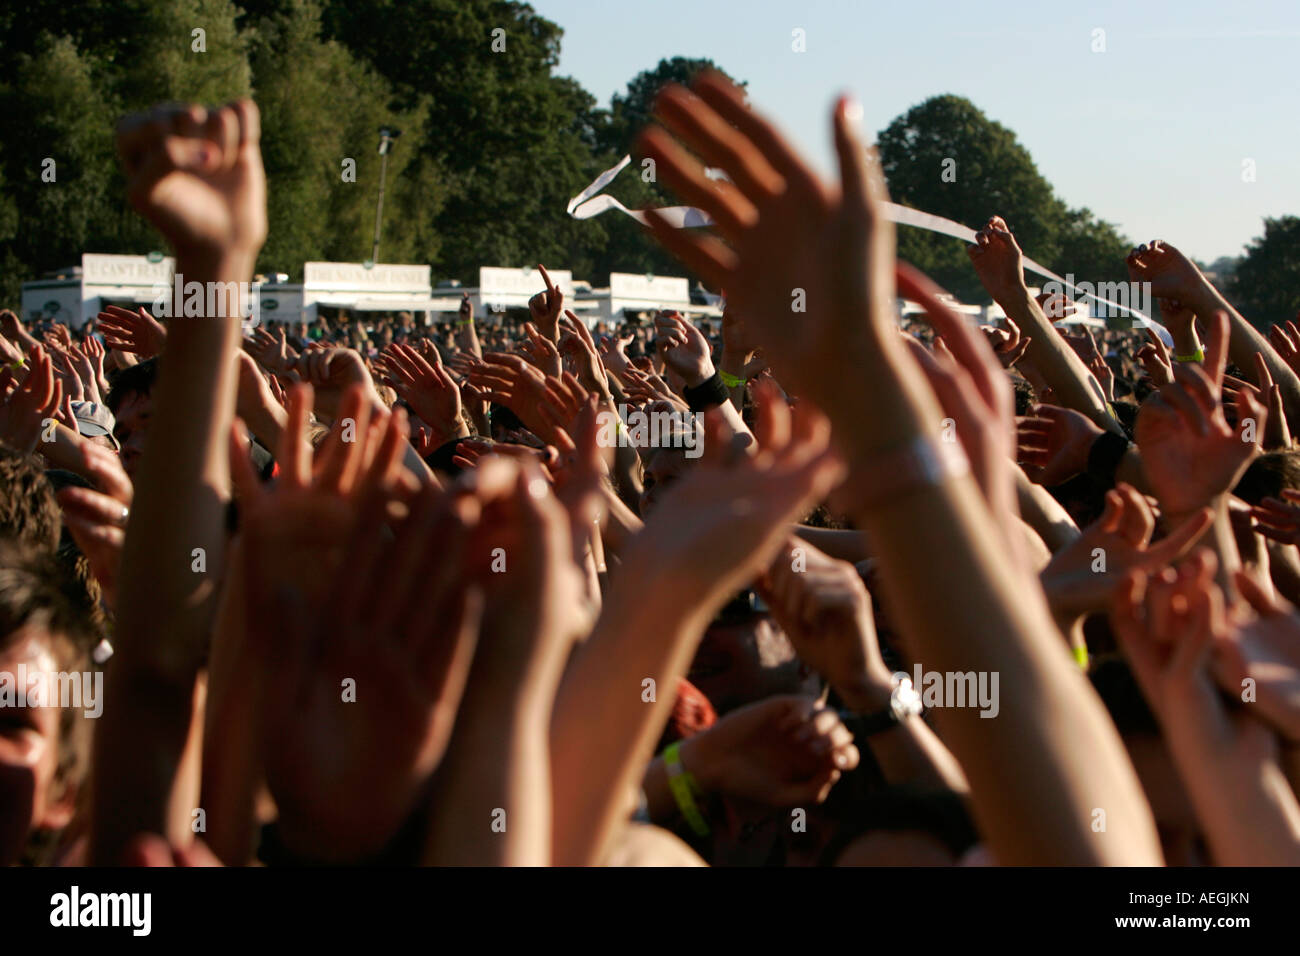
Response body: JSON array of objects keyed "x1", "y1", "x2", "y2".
[{"x1": 569, "y1": 155, "x2": 1164, "y2": 334}]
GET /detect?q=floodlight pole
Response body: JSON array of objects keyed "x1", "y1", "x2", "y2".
[{"x1": 371, "y1": 127, "x2": 401, "y2": 263}]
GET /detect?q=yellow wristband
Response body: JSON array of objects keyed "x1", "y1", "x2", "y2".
[
  {"x1": 1073, "y1": 643, "x2": 1089, "y2": 670},
  {"x1": 718, "y1": 369, "x2": 745, "y2": 388},
  {"x1": 1174, "y1": 347, "x2": 1204, "y2": 363},
  {"x1": 663, "y1": 741, "x2": 710, "y2": 837}
]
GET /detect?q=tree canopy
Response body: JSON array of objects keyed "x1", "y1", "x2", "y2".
[{"x1": 1, "y1": 5, "x2": 1286, "y2": 316}]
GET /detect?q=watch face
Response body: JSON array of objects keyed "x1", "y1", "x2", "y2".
[{"x1": 890, "y1": 677, "x2": 923, "y2": 720}]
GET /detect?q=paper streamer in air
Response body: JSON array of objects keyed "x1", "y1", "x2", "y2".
[{"x1": 568, "y1": 154, "x2": 1164, "y2": 335}]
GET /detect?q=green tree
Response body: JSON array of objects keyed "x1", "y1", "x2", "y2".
[
  {"x1": 1230, "y1": 216, "x2": 1300, "y2": 329},
  {"x1": 877, "y1": 95, "x2": 1063, "y2": 302},
  {"x1": 116, "y1": 0, "x2": 252, "y2": 107},
  {"x1": 583, "y1": 57, "x2": 742, "y2": 285},
  {"x1": 0, "y1": 35, "x2": 123, "y2": 304},
  {"x1": 318, "y1": 0, "x2": 603, "y2": 281},
  {"x1": 1052, "y1": 206, "x2": 1131, "y2": 293},
  {"x1": 247, "y1": 0, "x2": 433, "y2": 276},
  {"x1": 597, "y1": 55, "x2": 737, "y2": 155}
]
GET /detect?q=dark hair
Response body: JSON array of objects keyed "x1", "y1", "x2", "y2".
[
  {"x1": 106, "y1": 357, "x2": 159, "y2": 414},
  {"x1": 0, "y1": 447, "x2": 61, "y2": 552},
  {"x1": 1012, "y1": 378, "x2": 1035, "y2": 416},
  {"x1": 0, "y1": 539, "x2": 99, "y2": 863},
  {"x1": 1110, "y1": 399, "x2": 1140, "y2": 439},
  {"x1": 1234, "y1": 449, "x2": 1300, "y2": 505}
]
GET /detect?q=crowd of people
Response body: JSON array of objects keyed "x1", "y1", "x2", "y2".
[{"x1": 2, "y1": 73, "x2": 1299, "y2": 867}]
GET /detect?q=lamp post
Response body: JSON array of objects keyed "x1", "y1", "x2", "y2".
[{"x1": 371, "y1": 126, "x2": 402, "y2": 263}]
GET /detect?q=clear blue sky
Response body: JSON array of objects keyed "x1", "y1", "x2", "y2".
[{"x1": 536, "y1": 0, "x2": 1299, "y2": 264}]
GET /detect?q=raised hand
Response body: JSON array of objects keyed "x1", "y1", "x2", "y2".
[
  {"x1": 518, "y1": 321, "x2": 562, "y2": 378},
  {"x1": 245, "y1": 325, "x2": 295, "y2": 374},
  {"x1": 1136, "y1": 328, "x2": 1175, "y2": 387},
  {"x1": 232, "y1": 386, "x2": 478, "y2": 861},
  {"x1": 598, "y1": 331, "x2": 636, "y2": 381},
  {"x1": 0, "y1": 345, "x2": 63, "y2": 453},
  {"x1": 558, "y1": 310, "x2": 609, "y2": 396},
  {"x1": 56, "y1": 441, "x2": 134, "y2": 607},
  {"x1": 1135, "y1": 313, "x2": 1266, "y2": 519},
  {"x1": 423, "y1": 454, "x2": 591, "y2": 865},
  {"x1": 550, "y1": 378, "x2": 845, "y2": 865},
  {"x1": 981, "y1": 315, "x2": 1031, "y2": 369},
  {"x1": 1036, "y1": 291, "x2": 1073, "y2": 321},
  {"x1": 653, "y1": 310, "x2": 715, "y2": 387},
  {"x1": 116, "y1": 100, "x2": 266, "y2": 266},
  {"x1": 1016, "y1": 402, "x2": 1105, "y2": 487},
  {"x1": 467, "y1": 353, "x2": 586, "y2": 446},
  {"x1": 527, "y1": 264, "x2": 564, "y2": 342},
  {"x1": 97, "y1": 305, "x2": 167, "y2": 359},
  {"x1": 0, "y1": 308, "x2": 38, "y2": 352},
  {"x1": 621, "y1": 365, "x2": 686, "y2": 413},
  {"x1": 637, "y1": 72, "x2": 896, "y2": 413},
  {"x1": 1157, "y1": 298, "x2": 1202, "y2": 359},
  {"x1": 66, "y1": 343, "x2": 103, "y2": 404},
  {"x1": 967, "y1": 216, "x2": 1027, "y2": 304},
  {"x1": 1061, "y1": 325, "x2": 1102, "y2": 366},
  {"x1": 1268, "y1": 319, "x2": 1300, "y2": 380},
  {"x1": 1125, "y1": 240, "x2": 1210, "y2": 307},
  {"x1": 760, "y1": 538, "x2": 892, "y2": 706},
  {"x1": 81, "y1": 333, "x2": 111, "y2": 396},
  {"x1": 631, "y1": 380, "x2": 843, "y2": 602},
  {"x1": 92, "y1": 97, "x2": 269, "y2": 865},
  {"x1": 291, "y1": 346, "x2": 379, "y2": 418},
  {"x1": 1223, "y1": 355, "x2": 1290, "y2": 450},
  {"x1": 376, "y1": 343, "x2": 465, "y2": 445},
  {"x1": 896, "y1": 264, "x2": 1017, "y2": 527},
  {"x1": 1111, "y1": 550, "x2": 1300, "y2": 865},
  {"x1": 1041, "y1": 483, "x2": 1210, "y2": 619},
  {"x1": 1250, "y1": 489, "x2": 1300, "y2": 546},
  {"x1": 679, "y1": 695, "x2": 859, "y2": 807},
  {"x1": 46, "y1": 346, "x2": 84, "y2": 403},
  {"x1": 1219, "y1": 572, "x2": 1300, "y2": 744}
]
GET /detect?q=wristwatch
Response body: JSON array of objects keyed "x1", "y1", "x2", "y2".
[{"x1": 848, "y1": 673, "x2": 924, "y2": 737}]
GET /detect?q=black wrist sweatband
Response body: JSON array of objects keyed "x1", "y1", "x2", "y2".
[
  {"x1": 1086, "y1": 430, "x2": 1131, "y2": 491},
  {"x1": 683, "y1": 371, "x2": 728, "y2": 412}
]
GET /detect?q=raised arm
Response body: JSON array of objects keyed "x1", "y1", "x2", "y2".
[
  {"x1": 639, "y1": 72, "x2": 1162, "y2": 864},
  {"x1": 91, "y1": 100, "x2": 266, "y2": 864}
]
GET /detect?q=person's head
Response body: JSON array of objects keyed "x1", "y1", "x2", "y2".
[
  {"x1": 107, "y1": 358, "x2": 158, "y2": 477},
  {"x1": 0, "y1": 541, "x2": 98, "y2": 866},
  {"x1": 688, "y1": 593, "x2": 819, "y2": 715},
  {"x1": 67, "y1": 401, "x2": 120, "y2": 454},
  {"x1": 639, "y1": 444, "x2": 693, "y2": 515},
  {"x1": 0, "y1": 448, "x2": 61, "y2": 553},
  {"x1": 1234, "y1": 449, "x2": 1300, "y2": 506}
]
